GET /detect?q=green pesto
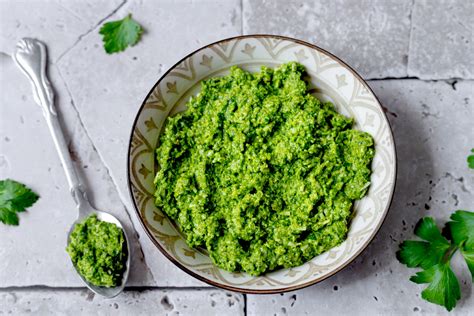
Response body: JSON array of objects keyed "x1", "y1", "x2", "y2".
[
  {"x1": 66, "y1": 214, "x2": 126, "y2": 287},
  {"x1": 154, "y1": 62, "x2": 375, "y2": 276}
]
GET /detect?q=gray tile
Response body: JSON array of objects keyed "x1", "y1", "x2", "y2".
[
  {"x1": 408, "y1": 0, "x2": 474, "y2": 79},
  {"x1": 0, "y1": 47, "x2": 154, "y2": 287},
  {"x1": 0, "y1": 0, "x2": 123, "y2": 61},
  {"x1": 0, "y1": 289, "x2": 245, "y2": 315},
  {"x1": 243, "y1": 0, "x2": 412, "y2": 79}
]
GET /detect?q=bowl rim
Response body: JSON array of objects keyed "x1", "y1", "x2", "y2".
[{"x1": 127, "y1": 34, "x2": 398, "y2": 294}]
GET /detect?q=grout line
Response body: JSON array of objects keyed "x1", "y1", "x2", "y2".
[
  {"x1": 55, "y1": 0, "x2": 128, "y2": 64},
  {"x1": 370, "y1": 76, "x2": 422, "y2": 81},
  {"x1": 406, "y1": 0, "x2": 416, "y2": 76},
  {"x1": 366, "y1": 77, "x2": 473, "y2": 82},
  {"x1": 240, "y1": 0, "x2": 244, "y2": 35},
  {"x1": 243, "y1": 293, "x2": 248, "y2": 316},
  {"x1": 0, "y1": 286, "x2": 218, "y2": 292},
  {"x1": 125, "y1": 286, "x2": 213, "y2": 291},
  {"x1": 54, "y1": 65, "x2": 156, "y2": 285}
]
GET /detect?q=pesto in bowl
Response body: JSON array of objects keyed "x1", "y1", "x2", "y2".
[{"x1": 154, "y1": 62, "x2": 374, "y2": 276}]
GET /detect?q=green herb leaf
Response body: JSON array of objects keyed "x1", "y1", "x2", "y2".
[
  {"x1": 468, "y1": 148, "x2": 474, "y2": 169},
  {"x1": 0, "y1": 209, "x2": 19, "y2": 226},
  {"x1": 460, "y1": 248, "x2": 474, "y2": 281},
  {"x1": 397, "y1": 216, "x2": 468, "y2": 311},
  {"x1": 0, "y1": 179, "x2": 39, "y2": 225},
  {"x1": 447, "y1": 210, "x2": 474, "y2": 249},
  {"x1": 447, "y1": 210, "x2": 474, "y2": 280},
  {"x1": 397, "y1": 217, "x2": 451, "y2": 269},
  {"x1": 99, "y1": 14, "x2": 143, "y2": 54},
  {"x1": 410, "y1": 263, "x2": 461, "y2": 311}
]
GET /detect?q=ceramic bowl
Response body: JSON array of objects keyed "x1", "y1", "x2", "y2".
[{"x1": 127, "y1": 35, "x2": 397, "y2": 293}]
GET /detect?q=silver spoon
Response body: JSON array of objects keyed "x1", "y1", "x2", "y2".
[{"x1": 13, "y1": 38, "x2": 130, "y2": 298}]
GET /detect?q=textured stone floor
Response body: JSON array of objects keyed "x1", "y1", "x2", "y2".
[{"x1": 0, "y1": 0, "x2": 473, "y2": 315}]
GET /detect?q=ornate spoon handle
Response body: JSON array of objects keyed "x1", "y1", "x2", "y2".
[{"x1": 13, "y1": 38, "x2": 89, "y2": 215}]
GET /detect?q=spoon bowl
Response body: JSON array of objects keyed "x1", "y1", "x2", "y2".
[
  {"x1": 13, "y1": 37, "x2": 130, "y2": 298},
  {"x1": 67, "y1": 208, "x2": 131, "y2": 298}
]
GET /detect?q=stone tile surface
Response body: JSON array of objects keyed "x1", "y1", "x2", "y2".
[
  {"x1": 243, "y1": 0, "x2": 412, "y2": 79},
  {"x1": 0, "y1": 0, "x2": 124, "y2": 61},
  {"x1": 0, "y1": 50, "x2": 155, "y2": 287},
  {"x1": 408, "y1": 0, "x2": 474, "y2": 79},
  {"x1": 247, "y1": 79, "x2": 474, "y2": 315},
  {"x1": 0, "y1": 289, "x2": 245, "y2": 315}
]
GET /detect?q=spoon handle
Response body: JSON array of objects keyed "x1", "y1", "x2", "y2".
[{"x1": 13, "y1": 38, "x2": 89, "y2": 215}]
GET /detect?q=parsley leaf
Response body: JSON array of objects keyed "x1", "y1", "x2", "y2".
[
  {"x1": 468, "y1": 149, "x2": 474, "y2": 169},
  {"x1": 0, "y1": 179, "x2": 39, "y2": 225},
  {"x1": 398, "y1": 211, "x2": 474, "y2": 311},
  {"x1": 461, "y1": 248, "x2": 474, "y2": 281},
  {"x1": 410, "y1": 263, "x2": 461, "y2": 312},
  {"x1": 447, "y1": 211, "x2": 474, "y2": 280},
  {"x1": 448, "y1": 210, "x2": 474, "y2": 249},
  {"x1": 397, "y1": 217, "x2": 451, "y2": 269},
  {"x1": 99, "y1": 14, "x2": 143, "y2": 54},
  {"x1": 0, "y1": 209, "x2": 19, "y2": 226}
]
